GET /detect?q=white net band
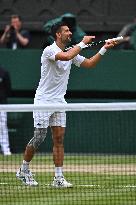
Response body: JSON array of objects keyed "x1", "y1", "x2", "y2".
[{"x1": 0, "y1": 102, "x2": 136, "y2": 112}]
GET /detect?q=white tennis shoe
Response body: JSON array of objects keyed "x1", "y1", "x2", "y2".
[
  {"x1": 52, "y1": 176, "x2": 73, "y2": 188},
  {"x1": 16, "y1": 168, "x2": 38, "y2": 186}
]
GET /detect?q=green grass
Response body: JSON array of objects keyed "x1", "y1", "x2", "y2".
[
  {"x1": 1, "y1": 153, "x2": 136, "y2": 165},
  {"x1": 0, "y1": 154, "x2": 136, "y2": 205}
]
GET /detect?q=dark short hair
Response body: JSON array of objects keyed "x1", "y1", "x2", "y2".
[
  {"x1": 11, "y1": 14, "x2": 22, "y2": 21},
  {"x1": 51, "y1": 21, "x2": 68, "y2": 39}
]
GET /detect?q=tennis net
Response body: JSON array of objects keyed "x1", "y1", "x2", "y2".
[{"x1": 0, "y1": 102, "x2": 136, "y2": 205}]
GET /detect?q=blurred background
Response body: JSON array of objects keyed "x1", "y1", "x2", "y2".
[{"x1": 0, "y1": 0, "x2": 136, "y2": 48}]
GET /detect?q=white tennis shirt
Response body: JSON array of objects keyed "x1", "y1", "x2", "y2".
[{"x1": 34, "y1": 42, "x2": 85, "y2": 104}]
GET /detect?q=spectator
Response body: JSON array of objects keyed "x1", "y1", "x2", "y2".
[
  {"x1": 0, "y1": 65, "x2": 11, "y2": 155},
  {"x1": 117, "y1": 17, "x2": 136, "y2": 49},
  {"x1": 43, "y1": 13, "x2": 86, "y2": 48},
  {"x1": 0, "y1": 14, "x2": 30, "y2": 50}
]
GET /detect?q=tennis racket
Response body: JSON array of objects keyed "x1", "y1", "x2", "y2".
[{"x1": 65, "y1": 36, "x2": 123, "y2": 51}]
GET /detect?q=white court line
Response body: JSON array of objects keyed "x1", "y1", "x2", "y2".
[
  {"x1": 76, "y1": 185, "x2": 100, "y2": 187},
  {"x1": 0, "y1": 182, "x2": 136, "y2": 188},
  {"x1": 43, "y1": 184, "x2": 136, "y2": 188},
  {"x1": 43, "y1": 184, "x2": 100, "y2": 187},
  {"x1": 123, "y1": 185, "x2": 136, "y2": 188}
]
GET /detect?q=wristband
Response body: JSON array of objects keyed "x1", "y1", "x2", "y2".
[
  {"x1": 99, "y1": 47, "x2": 107, "y2": 55},
  {"x1": 77, "y1": 42, "x2": 86, "y2": 49}
]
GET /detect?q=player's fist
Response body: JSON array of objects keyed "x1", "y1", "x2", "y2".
[
  {"x1": 82, "y1": 36, "x2": 95, "y2": 45},
  {"x1": 104, "y1": 40, "x2": 118, "y2": 49}
]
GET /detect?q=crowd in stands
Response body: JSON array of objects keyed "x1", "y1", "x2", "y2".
[{"x1": 1, "y1": 13, "x2": 136, "y2": 50}]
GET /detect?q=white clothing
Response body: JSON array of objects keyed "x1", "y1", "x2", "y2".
[
  {"x1": 33, "y1": 42, "x2": 85, "y2": 128},
  {"x1": 33, "y1": 110, "x2": 66, "y2": 128},
  {"x1": 34, "y1": 41, "x2": 85, "y2": 103}
]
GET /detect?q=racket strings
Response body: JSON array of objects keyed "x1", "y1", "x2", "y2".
[
  {"x1": 86, "y1": 40, "x2": 105, "y2": 47},
  {"x1": 65, "y1": 40, "x2": 105, "y2": 51}
]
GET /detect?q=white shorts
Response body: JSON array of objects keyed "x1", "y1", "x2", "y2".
[{"x1": 33, "y1": 111, "x2": 66, "y2": 128}]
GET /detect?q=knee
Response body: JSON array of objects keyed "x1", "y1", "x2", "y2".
[
  {"x1": 53, "y1": 134, "x2": 64, "y2": 146},
  {"x1": 28, "y1": 128, "x2": 47, "y2": 149}
]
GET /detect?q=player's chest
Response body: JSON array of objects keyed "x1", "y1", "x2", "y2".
[{"x1": 56, "y1": 60, "x2": 72, "y2": 71}]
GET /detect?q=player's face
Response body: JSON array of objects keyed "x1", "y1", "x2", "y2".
[{"x1": 59, "y1": 26, "x2": 72, "y2": 44}]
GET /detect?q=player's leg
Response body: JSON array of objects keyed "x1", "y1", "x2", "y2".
[
  {"x1": 16, "y1": 110, "x2": 49, "y2": 186},
  {"x1": 24, "y1": 128, "x2": 47, "y2": 162},
  {"x1": 52, "y1": 126, "x2": 65, "y2": 168},
  {"x1": 50, "y1": 112, "x2": 73, "y2": 188},
  {"x1": 0, "y1": 111, "x2": 11, "y2": 155},
  {"x1": 16, "y1": 128, "x2": 47, "y2": 186}
]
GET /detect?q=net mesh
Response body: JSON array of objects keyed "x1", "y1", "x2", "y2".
[{"x1": 0, "y1": 103, "x2": 136, "y2": 205}]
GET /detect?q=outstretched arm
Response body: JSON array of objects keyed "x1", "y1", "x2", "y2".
[
  {"x1": 81, "y1": 40, "x2": 117, "y2": 68},
  {"x1": 55, "y1": 36, "x2": 95, "y2": 61}
]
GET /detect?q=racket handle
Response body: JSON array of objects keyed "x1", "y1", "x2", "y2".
[{"x1": 105, "y1": 36, "x2": 123, "y2": 42}]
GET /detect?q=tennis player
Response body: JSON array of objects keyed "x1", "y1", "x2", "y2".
[{"x1": 16, "y1": 22, "x2": 117, "y2": 187}]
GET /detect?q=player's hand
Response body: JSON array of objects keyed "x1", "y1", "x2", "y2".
[
  {"x1": 82, "y1": 36, "x2": 96, "y2": 45},
  {"x1": 104, "y1": 39, "x2": 118, "y2": 49}
]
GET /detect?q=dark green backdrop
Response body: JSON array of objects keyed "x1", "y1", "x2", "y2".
[{"x1": 0, "y1": 49, "x2": 136, "y2": 92}]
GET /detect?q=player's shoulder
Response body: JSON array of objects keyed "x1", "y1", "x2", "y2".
[
  {"x1": 41, "y1": 42, "x2": 58, "y2": 60},
  {"x1": 43, "y1": 44, "x2": 52, "y2": 52},
  {"x1": 42, "y1": 42, "x2": 56, "y2": 54},
  {"x1": 44, "y1": 42, "x2": 56, "y2": 50}
]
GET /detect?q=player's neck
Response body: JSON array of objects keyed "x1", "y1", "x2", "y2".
[{"x1": 55, "y1": 40, "x2": 66, "y2": 51}]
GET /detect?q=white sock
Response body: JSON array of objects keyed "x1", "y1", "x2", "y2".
[
  {"x1": 55, "y1": 167, "x2": 63, "y2": 177},
  {"x1": 21, "y1": 160, "x2": 29, "y2": 172}
]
